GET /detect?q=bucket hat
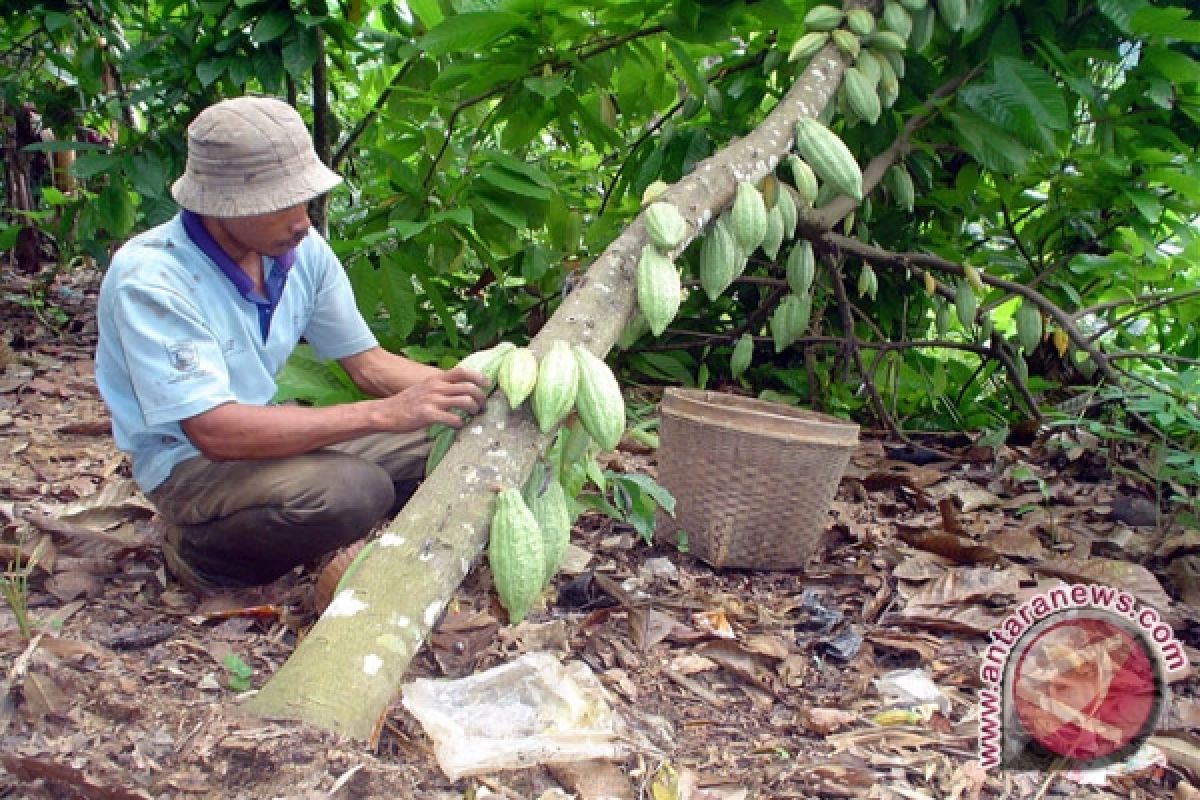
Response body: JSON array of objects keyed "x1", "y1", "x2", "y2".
[{"x1": 170, "y1": 96, "x2": 342, "y2": 217}]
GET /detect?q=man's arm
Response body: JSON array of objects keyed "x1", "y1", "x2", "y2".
[
  {"x1": 338, "y1": 346, "x2": 443, "y2": 398},
  {"x1": 181, "y1": 364, "x2": 488, "y2": 461}
]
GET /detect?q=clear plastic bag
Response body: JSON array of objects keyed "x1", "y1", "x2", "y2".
[{"x1": 401, "y1": 652, "x2": 626, "y2": 780}]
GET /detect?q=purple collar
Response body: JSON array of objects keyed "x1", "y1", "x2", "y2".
[{"x1": 180, "y1": 210, "x2": 295, "y2": 340}]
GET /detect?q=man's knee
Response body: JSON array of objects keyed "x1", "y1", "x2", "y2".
[{"x1": 286, "y1": 457, "x2": 395, "y2": 537}]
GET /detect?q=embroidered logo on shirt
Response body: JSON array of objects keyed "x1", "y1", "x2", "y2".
[{"x1": 166, "y1": 343, "x2": 199, "y2": 372}]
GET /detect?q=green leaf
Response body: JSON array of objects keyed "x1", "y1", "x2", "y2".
[
  {"x1": 1131, "y1": 6, "x2": 1200, "y2": 42},
  {"x1": 992, "y1": 56, "x2": 1068, "y2": 130},
  {"x1": 20, "y1": 140, "x2": 107, "y2": 154},
  {"x1": 615, "y1": 472, "x2": 676, "y2": 516},
  {"x1": 666, "y1": 36, "x2": 706, "y2": 99},
  {"x1": 946, "y1": 110, "x2": 1031, "y2": 174},
  {"x1": 475, "y1": 195, "x2": 527, "y2": 229},
  {"x1": 627, "y1": 352, "x2": 696, "y2": 386},
  {"x1": 407, "y1": 0, "x2": 444, "y2": 28},
  {"x1": 282, "y1": 29, "x2": 319, "y2": 79},
  {"x1": 418, "y1": 11, "x2": 526, "y2": 55},
  {"x1": 477, "y1": 165, "x2": 554, "y2": 199},
  {"x1": 251, "y1": 10, "x2": 293, "y2": 43},
  {"x1": 1097, "y1": 0, "x2": 1147, "y2": 33},
  {"x1": 273, "y1": 345, "x2": 363, "y2": 405},
  {"x1": 523, "y1": 75, "x2": 566, "y2": 99},
  {"x1": 98, "y1": 180, "x2": 136, "y2": 236},
  {"x1": 1141, "y1": 47, "x2": 1200, "y2": 87},
  {"x1": 196, "y1": 58, "x2": 227, "y2": 87}
]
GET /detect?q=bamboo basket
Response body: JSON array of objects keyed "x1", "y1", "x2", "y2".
[{"x1": 655, "y1": 389, "x2": 858, "y2": 569}]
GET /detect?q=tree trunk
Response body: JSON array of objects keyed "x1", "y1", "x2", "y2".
[{"x1": 243, "y1": 46, "x2": 850, "y2": 740}]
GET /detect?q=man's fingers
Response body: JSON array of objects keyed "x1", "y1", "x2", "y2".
[{"x1": 444, "y1": 365, "x2": 490, "y2": 388}]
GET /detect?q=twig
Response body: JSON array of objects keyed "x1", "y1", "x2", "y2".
[{"x1": 827, "y1": 256, "x2": 900, "y2": 436}]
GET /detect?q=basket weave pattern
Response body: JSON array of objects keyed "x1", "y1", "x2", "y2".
[{"x1": 656, "y1": 390, "x2": 858, "y2": 570}]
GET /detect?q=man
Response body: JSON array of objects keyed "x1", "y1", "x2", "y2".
[{"x1": 95, "y1": 96, "x2": 489, "y2": 591}]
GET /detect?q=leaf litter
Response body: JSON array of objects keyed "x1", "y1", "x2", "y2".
[{"x1": 1, "y1": 273, "x2": 1197, "y2": 798}]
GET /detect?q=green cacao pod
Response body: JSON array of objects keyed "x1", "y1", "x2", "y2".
[
  {"x1": 858, "y1": 262, "x2": 878, "y2": 299},
  {"x1": 771, "y1": 293, "x2": 813, "y2": 353},
  {"x1": 794, "y1": 118, "x2": 864, "y2": 202},
  {"x1": 882, "y1": 1, "x2": 914, "y2": 39},
  {"x1": 842, "y1": 66, "x2": 881, "y2": 125},
  {"x1": 787, "y1": 240, "x2": 816, "y2": 295},
  {"x1": 831, "y1": 29, "x2": 861, "y2": 59},
  {"x1": 644, "y1": 201, "x2": 688, "y2": 251},
  {"x1": 963, "y1": 264, "x2": 985, "y2": 293},
  {"x1": 900, "y1": 0, "x2": 928, "y2": 10},
  {"x1": 637, "y1": 244, "x2": 682, "y2": 336},
  {"x1": 846, "y1": 9, "x2": 876, "y2": 35},
  {"x1": 572, "y1": 345, "x2": 626, "y2": 452},
  {"x1": 856, "y1": 50, "x2": 882, "y2": 86},
  {"x1": 730, "y1": 181, "x2": 769, "y2": 254},
  {"x1": 527, "y1": 474, "x2": 571, "y2": 581},
  {"x1": 531, "y1": 340, "x2": 579, "y2": 433},
  {"x1": 776, "y1": 182, "x2": 799, "y2": 240},
  {"x1": 954, "y1": 280, "x2": 977, "y2": 329},
  {"x1": 488, "y1": 488, "x2": 546, "y2": 624},
  {"x1": 887, "y1": 164, "x2": 915, "y2": 212},
  {"x1": 909, "y1": 6, "x2": 935, "y2": 51},
  {"x1": 788, "y1": 156, "x2": 820, "y2": 207},
  {"x1": 761, "y1": 205, "x2": 786, "y2": 261},
  {"x1": 1013, "y1": 352, "x2": 1029, "y2": 385},
  {"x1": 867, "y1": 30, "x2": 908, "y2": 51},
  {"x1": 641, "y1": 180, "x2": 670, "y2": 206},
  {"x1": 804, "y1": 5, "x2": 844, "y2": 30},
  {"x1": 458, "y1": 341, "x2": 516, "y2": 385},
  {"x1": 1014, "y1": 301, "x2": 1043, "y2": 352},
  {"x1": 497, "y1": 347, "x2": 539, "y2": 410},
  {"x1": 979, "y1": 314, "x2": 994, "y2": 342},
  {"x1": 731, "y1": 333, "x2": 754, "y2": 378},
  {"x1": 700, "y1": 219, "x2": 740, "y2": 301},
  {"x1": 877, "y1": 62, "x2": 900, "y2": 108},
  {"x1": 935, "y1": 300, "x2": 951, "y2": 338},
  {"x1": 880, "y1": 48, "x2": 906, "y2": 79},
  {"x1": 556, "y1": 417, "x2": 592, "y2": 480},
  {"x1": 616, "y1": 310, "x2": 650, "y2": 350},
  {"x1": 788, "y1": 31, "x2": 829, "y2": 63},
  {"x1": 938, "y1": 0, "x2": 967, "y2": 31}
]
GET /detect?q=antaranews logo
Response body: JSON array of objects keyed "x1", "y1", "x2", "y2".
[{"x1": 978, "y1": 582, "x2": 1187, "y2": 771}]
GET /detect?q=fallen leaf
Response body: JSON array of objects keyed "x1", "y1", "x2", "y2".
[
  {"x1": 797, "y1": 707, "x2": 857, "y2": 735},
  {"x1": 897, "y1": 529, "x2": 1002, "y2": 566},
  {"x1": 1036, "y1": 557, "x2": 1174, "y2": 613}
]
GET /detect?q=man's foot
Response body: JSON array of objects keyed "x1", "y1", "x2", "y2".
[{"x1": 161, "y1": 525, "x2": 228, "y2": 594}]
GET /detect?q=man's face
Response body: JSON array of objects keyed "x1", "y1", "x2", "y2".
[{"x1": 217, "y1": 203, "x2": 311, "y2": 258}]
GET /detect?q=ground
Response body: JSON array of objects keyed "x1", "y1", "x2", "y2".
[{"x1": 0, "y1": 268, "x2": 1197, "y2": 799}]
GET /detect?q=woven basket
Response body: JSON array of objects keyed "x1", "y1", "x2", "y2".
[{"x1": 655, "y1": 389, "x2": 859, "y2": 570}]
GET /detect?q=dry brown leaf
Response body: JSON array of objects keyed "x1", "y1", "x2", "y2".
[
  {"x1": 1035, "y1": 557, "x2": 1174, "y2": 612},
  {"x1": 797, "y1": 707, "x2": 857, "y2": 735},
  {"x1": 897, "y1": 529, "x2": 1002, "y2": 566},
  {"x1": 984, "y1": 528, "x2": 1048, "y2": 561}
]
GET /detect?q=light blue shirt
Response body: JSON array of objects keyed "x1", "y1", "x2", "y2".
[{"x1": 95, "y1": 213, "x2": 377, "y2": 492}]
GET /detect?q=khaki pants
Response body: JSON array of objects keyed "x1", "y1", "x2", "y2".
[{"x1": 147, "y1": 431, "x2": 431, "y2": 586}]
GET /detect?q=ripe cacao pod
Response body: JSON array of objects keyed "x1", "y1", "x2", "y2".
[
  {"x1": 846, "y1": 9, "x2": 876, "y2": 35},
  {"x1": 831, "y1": 29, "x2": 861, "y2": 59},
  {"x1": 761, "y1": 205, "x2": 786, "y2": 260},
  {"x1": 1052, "y1": 328, "x2": 1069, "y2": 358},
  {"x1": 731, "y1": 333, "x2": 754, "y2": 378},
  {"x1": 963, "y1": 263, "x2": 985, "y2": 293},
  {"x1": 843, "y1": 66, "x2": 882, "y2": 125},
  {"x1": 497, "y1": 347, "x2": 539, "y2": 410},
  {"x1": 954, "y1": 280, "x2": 977, "y2": 329},
  {"x1": 771, "y1": 293, "x2": 813, "y2": 353},
  {"x1": 572, "y1": 344, "x2": 626, "y2": 452},
  {"x1": 644, "y1": 201, "x2": 689, "y2": 251},
  {"x1": 700, "y1": 219, "x2": 740, "y2": 301},
  {"x1": 922, "y1": 270, "x2": 937, "y2": 296},
  {"x1": 787, "y1": 240, "x2": 816, "y2": 295},
  {"x1": 793, "y1": 118, "x2": 864, "y2": 202},
  {"x1": 730, "y1": 181, "x2": 769, "y2": 254},
  {"x1": 938, "y1": 0, "x2": 967, "y2": 31},
  {"x1": 882, "y1": 1, "x2": 913, "y2": 38},
  {"x1": 789, "y1": 31, "x2": 830, "y2": 63},
  {"x1": 531, "y1": 340, "x2": 579, "y2": 433},
  {"x1": 788, "y1": 156, "x2": 820, "y2": 207},
  {"x1": 804, "y1": 5, "x2": 844, "y2": 30},
  {"x1": 488, "y1": 488, "x2": 546, "y2": 624},
  {"x1": 1015, "y1": 301, "x2": 1042, "y2": 352},
  {"x1": 527, "y1": 473, "x2": 571, "y2": 581},
  {"x1": 637, "y1": 245, "x2": 682, "y2": 336}
]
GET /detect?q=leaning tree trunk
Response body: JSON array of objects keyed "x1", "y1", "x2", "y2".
[{"x1": 243, "y1": 45, "x2": 853, "y2": 739}]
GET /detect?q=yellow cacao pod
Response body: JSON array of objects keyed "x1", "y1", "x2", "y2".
[
  {"x1": 644, "y1": 201, "x2": 689, "y2": 251},
  {"x1": 641, "y1": 180, "x2": 670, "y2": 206},
  {"x1": 488, "y1": 488, "x2": 546, "y2": 624},
  {"x1": 1052, "y1": 328, "x2": 1069, "y2": 358},
  {"x1": 963, "y1": 263, "x2": 986, "y2": 293},
  {"x1": 804, "y1": 5, "x2": 844, "y2": 30},
  {"x1": 531, "y1": 340, "x2": 579, "y2": 433},
  {"x1": 700, "y1": 218, "x2": 741, "y2": 301},
  {"x1": 730, "y1": 181, "x2": 769, "y2": 254},
  {"x1": 1014, "y1": 301, "x2": 1043, "y2": 353},
  {"x1": 794, "y1": 118, "x2": 863, "y2": 202},
  {"x1": 497, "y1": 347, "x2": 538, "y2": 410},
  {"x1": 572, "y1": 344, "x2": 626, "y2": 453},
  {"x1": 922, "y1": 270, "x2": 936, "y2": 296},
  {"x1": 637, "y1": 244, "x2": 682, "y2": 336}
]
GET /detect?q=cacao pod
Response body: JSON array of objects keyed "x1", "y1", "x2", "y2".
[
  {"x1": 458, "y1": 341, "x2": 516, "y2": 385},
  {"x1": 867, "y1": 30, "x2": 908, "y2": 51},
  {"x1": 497, "y1": 347, "x2": 539, "y2": 410},
  {"x1": 1014, "y1": 301, "x2": 1042, "y2": 352},
  {"x1": 787, "y1": 240, "x2": 816, "y2": 295},
  {"x1": 700, "y1": 218, "x2": 741, "y2": 301},
  {"x1": 531, "y1": 340, "x2": 579, "y2": 433},
  {"x1": 900, "y1": 0, "x2": 928, "y2": 10},
  {"x1": 731, "y1": 333, "x2": 754, "y2": 378},
  {"x1": 979, "y1": 314, "x2": 994, "y2": 342},
  {"x1": 572, "y1": 345, "x2": 626, "y2": 452},
  {"x1": 880, "y1": 48, "x2": 906, "y2": 79},
  {"x1": 963, "y1": 263, "x2": 986, "y2": 293},
  {"x1": 935, "y1": 300, "x2": 951, "y2": 337},
  {"x1": 803, "y1": 5, "x2": 844, "y2": 30},
  {"x1": 1053, "y1": 330, "x2": 1072, "y2": 364},
  {"x1": 843, "y1": 66, "x2": 881, "y2": 125},
  {"x1": 882, "y1": 1, "x2": 913, "y2": 39},
  {"x1": 954, "y1": 280, "x2": 977, "y2": 329},
  {"x1": 856, "y1": 50, "x2": 882, "y2": 86},
  {"x1": 788, "y1": 156, "x2": 820, "y2": 207},
  {"x1": 776, "y1": 182, "x2": 799, "y2": 240},
  {"x1": 557, "y1": 418, "x2": 592, "y2": 479},
  {"x1": 888, "y1": 164, "x2": 915, "y2": 212},
  {"x1": 789, "y1": 31, "x2": 830, "y2": 64},
  {"x1": 488, "y1": 488, "x2": 546, "y2": 624},
  {"x1": 922, "y1": 270, "x2": 937, "y2": 296},
  {"x1": 1013, "y1": 352, "x2": 1029, "y2": 385},
  {"x1": 858, "y1": 262, "x2": 878, "y2": 299},
  {"x1": 641, "y1": 180, "x2": 670, "y2": 206},
  {"x1": 761, "y1": 205, "x2": 786, "y2": 261},
  {"x1": 616, "y1": 310, "x2": 650, "y2": 350},
  {"x1": 527, "y1": 475, "x2": 571, "y2": 582},
  {"x1": 877, "y1": 67, "x2": 900, "y2": 109},
  {"x1": 771, "y1": 293, "x2": 812, "y2": 353},
  {"x1": 793, "y1": 118, "x2": 864, "y2": 202},
  {"x1": 831, "y1": 29, "x2": 861, "y2": 59},
  {"x1": 636, "y1": 244, "x2": 682, "y2": 336},
  {"x1": 846, "y1": 9, "x2": 876, "y2": 35},
  {"x1": 909, "y1": 6, "x2": 935, "y2": 51},
  {"x1": 730, "y1": 181, "x2": 769, "y2": 253},
  {"x1": 938, "y1": 0, "x2": 967, "y2": 31},
  {"x1": 644, "y1": 201, "x2": 689, "y2": 251}
]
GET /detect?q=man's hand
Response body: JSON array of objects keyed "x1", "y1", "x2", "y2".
[{"x1": 369, "y1": 366, "x2": 490, "y2": 430}]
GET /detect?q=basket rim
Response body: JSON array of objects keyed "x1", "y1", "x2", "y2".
[{"x1": 661, "y1": 388, "x2": 859, "y2": 447}]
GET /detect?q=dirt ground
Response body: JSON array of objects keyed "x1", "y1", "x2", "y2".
[{"x1": 1, "y1": 268, "x2": 1198, "y2": 799}]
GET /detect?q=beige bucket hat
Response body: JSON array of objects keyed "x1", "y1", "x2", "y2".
[{"x1": 170, "y1": 96, "x2": 342, "y2": 217}]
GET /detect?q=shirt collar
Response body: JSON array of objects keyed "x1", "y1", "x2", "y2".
[{"x1": 179, "y1": 210, "x2": 295, "y2": 298}]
